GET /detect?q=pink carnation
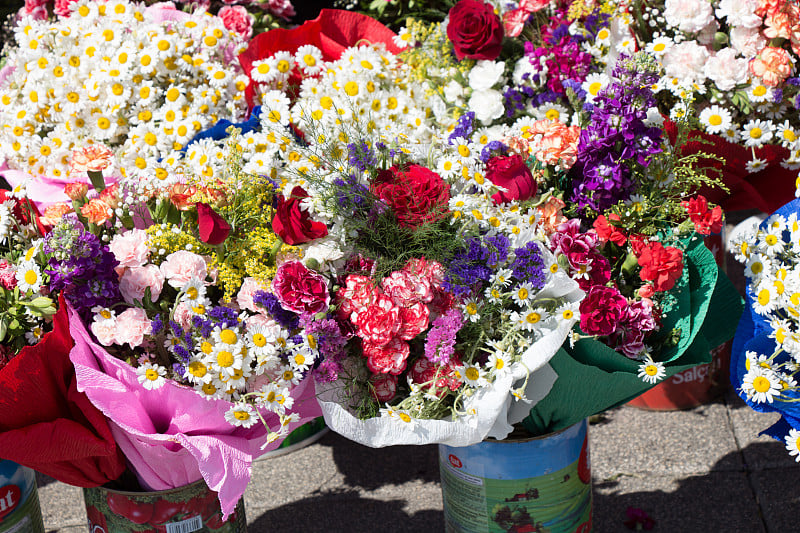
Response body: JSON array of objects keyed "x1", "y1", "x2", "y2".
[
  {"x1": 54, "y1": 0, "x2": 78, "y2": 17},
  {"x1": 336, "y1": 274, "x2": 377, "y2": 321},
  {"x1": 397, "y1": 302, "x2": 430, "y2": 341},
  {"x1": 114, "y1": 308, "x2": 152, "y2": 348},
  {"x1": 354, "y1": 293, "x2": 401, "y2": 346},
  {"x1": 272, "y1": 260, "x2": 330, "y2": 315},
  {"x1": 119, "y1": 265, "x2": 164, "y2": 305},
  {"x1": 219, "y1": 5, "x2": 253, "y2": 39},
  {"x1": 0, "y1": 260, "x2": 16, "y2": 290},
  {"x1": 173, "y1": 301, "x2": 194, "y2": 331},
  {"x1": 750, "y1": 46, "x2": 793, "y2": 87},
  {"x1": 370, "y1": 373, "x2": 398, "y2": 402},
  {"x1": 90, "y1": 319, "x2": 117, "y2": 346},
  {"x1": 237, "y1": 277, "x2": 268, "y2": 313},
  {"x1": 364, "y1": 337, "x2": 409, "y2": 375},
  {"x1": 160, "y1": 250, "x2": 208, "y2": 289},
  {"x1": 109, "y1": 229, "x2": 150, "y2": 269}
]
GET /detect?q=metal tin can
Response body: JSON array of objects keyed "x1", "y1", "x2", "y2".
[
  {"x1": 439, "y1": 419, "x2": 592, "y2": 533},
  {"x1": 83, "y1": 478, "x2": 246, "y2": 533},
  {"x1": 0, "y1": 460, "x2": 44, "y2": 533}
]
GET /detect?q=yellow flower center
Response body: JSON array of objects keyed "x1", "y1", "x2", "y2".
[
  {"x1": 217, "y1": 351, "x2": 234, "y2": 368},
  {"x1": 752, "y1": 376, "x2": 772, "y2": 393}
]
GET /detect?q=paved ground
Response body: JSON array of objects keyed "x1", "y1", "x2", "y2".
[{"x1": 34, "y1": 388, "x2": 800, "y2": 532}]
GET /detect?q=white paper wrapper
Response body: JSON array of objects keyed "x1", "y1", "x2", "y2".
[{"x1": 316, "y1": 266, "x2": 584, "y2": 447}]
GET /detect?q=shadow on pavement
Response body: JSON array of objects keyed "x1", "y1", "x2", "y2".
[
  {"x1": 593, "y1": 441, "x2": 798, "y2": 533},
  {"x1": 247, "y1": 488, "x2": 444, "y2": 533},
  {"x1": 315, "y1": 432, "x2": 441, "y2": 490}
]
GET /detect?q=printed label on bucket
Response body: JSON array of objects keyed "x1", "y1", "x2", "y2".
[
  {"x1": 440, "y1": 421, "x2": 592, "y2": 533},
  {"x1": 0, "y1": 460, "x2": 44, "y2": 533}
]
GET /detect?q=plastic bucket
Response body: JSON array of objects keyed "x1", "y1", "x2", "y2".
[
  {"x1": 439, "y1": 419, "x2": 592, "y2": 533},
  {"x1": 258, "y1": 416, "x2": 328, "y2": 460},
  {"x1": 83, "y1": 478, "x2": 246, "y2": 533},
  {"x1": 0, "y1": 460, "x2": 44, "y2": 533}
]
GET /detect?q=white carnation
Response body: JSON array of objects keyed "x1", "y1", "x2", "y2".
[{"x1": 469, "y1": 89, "x2": 505, "y2": 125}]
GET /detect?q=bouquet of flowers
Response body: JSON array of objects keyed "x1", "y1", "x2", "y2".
[
  {"x1": 730, "y1": 199, "x2": 800, "y2": 462},
  {"x1": 0, "y1": 0, "x2": 249, "y2": 205},
  {"x1": 0, "y1": 187, "x2": 127, "y2": 487},
  {"x1": 601, "y1": 0, "x2": 799, "y2": 212}
]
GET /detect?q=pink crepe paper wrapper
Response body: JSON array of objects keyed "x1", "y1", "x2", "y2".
[
  {"x1": 0, "y1": 162, "x2": 119, "y2": 209},
  {"x1": 67, "y1": 304, "x2": 322, "y2": 519}
]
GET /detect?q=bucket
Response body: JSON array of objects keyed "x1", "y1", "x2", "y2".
[
  {"x1": 439, "y1": 419, "x2": 592, "y2": 533},
  {"x1": 258, "y1": 416, "x2": 328, "y2": 460},
  {"x1": 0, "y1": 460, "x2": 44, "y2": 533},
  {"x1": 83, "y1": 478, "x2": 246, "y2": 533}
]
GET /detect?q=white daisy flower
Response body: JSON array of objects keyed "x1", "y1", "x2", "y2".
[
  {"x1": 637, "y1": 358, "x2": 666, "y2": 384},
  {"x1": 460, "y1": 363, "x2": 488, "y2": 387},
  {"x1": 24, "y1": 325, "x2": 45, "y2": 345},
  {"x1": 486, "y1": 353, "x2": 512, "y2": 377},
  {"x1": 741, "y1": 366, "x2": 781, "y2": 403},
  {"x1": 511, "y1": 282, "x2": 535, "y2": 306},
  {"x1": 746, "y1": 157, "x2": 768, "y2": 173},
  {"x1": 137, "y1": 362, "x2": 167, "y2": 390},
  {"x1": 784, "y1": 428, "x2": 800, "y2": 462},
  {"x1": 224, "y1": 403, "x2": 258, "y2": 428},
  {"x1": 744, "y1": 253, "x2": 772, "y2": 281},
  {"x1": 742, "y1": 119, "x2": 774, "y2": 148},
  {"x1": 581, "y1": 73, "x2": 610, "y2": 103},
  {"x1": 699, "y1": 105, "x2": 732, "y2": 135},
  {"x1": 294, "y1": 44, "x2": 323, "y2": 75},
  {"x1": 15, "y1": 261, "x2": 43, "y2": 293}
]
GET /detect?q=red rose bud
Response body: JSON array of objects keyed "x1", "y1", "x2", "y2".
[
  {"x1": 272, "y1": 186, "x2": 329, "y2": 245},
  {"x1": 64, "y1": 182, "x2": 89, "y2": 200},
  {"x1": 197, "y1": 202, "x2": 231, "y2": 245},
  {"x1": 447, "y1": 0, "x2": 504, "y2": 60},
  {"x1": 486, "y1": 154, "x2": 537, "y2": 204}
]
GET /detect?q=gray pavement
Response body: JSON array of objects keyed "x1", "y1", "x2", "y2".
[{"x1": 34, "y1": 387, "x2": 800, "y2": 533}]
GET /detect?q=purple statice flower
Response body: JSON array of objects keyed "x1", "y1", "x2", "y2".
[
  {"x1": 253, "y1": 290, "x2": 299, "y2": 330},
  {"x1": 511, "y1": 242, "x2": 546, "y2": 289},
  {"x1": 192, "y1": 315, "x2": 214, "y2": 338},
  {"x1": 424, "y1": 308, "x2": 463, "y2": 365},
  {"x1": 172, "y1": 362, "x2": 186, "y2": 377},
  {"x1": 347, "y1": 141, "x2": 378, "y2": 172},
  {"x1": 443, "y1": 236, "x2": 495, "y2": 297},
  {"x1": 207, "y1": 305, "x2": 239, "y2": 327},
  {"x1": 773, "y1": 88, "x2": 784, "y2": 104},
  {"x1": 333, "y1": 175, "x2": 371, "y2": 217},
  {"x1": 173, "y1": 344, "x2": 191, "y2": 364},
  {"x1": 485, "y1": 234, "x2": 511, "y2": 267},
  {"x1": 503, "y1": 86, "x2": 535, "y2": 118},
  {"x1": 300, "y1": 315, "x2": 350, "y2": 383},
  {"x1": 480, "y1": 141, "x2": 509, "y2": 163},
  {"x1": 448, "y1": 112, "x2": 476, "y2": 144},
  {"x1": 570, "y1": 54, "x2": 663, "y2": 212},
  {"x1": 151, "y1": 314, "x2": 164, "y2": 335},
  {"x1": 313, "y1": 358, "x2": 341, "y2": 383}
]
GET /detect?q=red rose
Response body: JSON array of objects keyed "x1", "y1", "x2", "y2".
[
  {"x1": 272, "y1": 260, "x2": 330, "y2": 315},
  {"x1": 363, "y1": 337, "x2": 410, "y2": 375},
  {"x1": 355, "y1": 293, "x2": 401, "y2": 346},
  {"x1": 636, "y1": 242, "x2": 684, "y2": 292},
  {"x1": 486, "y1": 155, "x2": 537, "y2": 204},
  {"x1": 219, "y1": 5, "x2": 253, "y2": 40},
  {"x1": 593, "y1": 213, "x2": 627, "y2": 246},
  {"x1": 681, "y1": 195, "x2": 723, "y2": 236},
  {"x1": 272, "y1": 186, "x2": 329, "y2": 245},
  {"x1": 370, "y1": 373, "x2": 398, "y2": 402},
  {"x1": 447, "y1": 0, "x2": 504, "y2": 61},
  {"x1": 397, "y1": 301, "x2": 430, "y2": 341},
  {"x1": 372, "y1": 165, "x2": 450, "y2": 228},
  {"x1": 197, "y1": 202, "x2": 231, "y2": 245}
]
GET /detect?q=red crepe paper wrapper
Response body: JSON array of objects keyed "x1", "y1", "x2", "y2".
[
  {"x1": 0, "y1": 295, "x2": 126, "y2": 486},
  {"x1": 239, "y1": 9, "x2": 402, "y2": 108},
  {"x1": 665, "y1": 121, "x2": 796, "y2": 214}
]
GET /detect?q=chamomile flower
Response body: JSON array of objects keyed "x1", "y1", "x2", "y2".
[
  {"x1": 748, "y1": 82, "x2": 773, "y2": 104},
  {"x1": 744, "y1": 253, "x2": 772, "y2": 281},
  {"x1": 511, "y1": 281, "x2": 535, "y2": 306},
  {"x1": 637, "y1": 358, "x2": 666, "y2": 384},
  {"x1": 645, "y1": 36, "x2": 673, "y2": 57},
  {"x1": 463, "y1": 298, "x2": 481, "y2": 322},
  {"x1": 582, "y1": 73, "x2": 610, "y2": 103},
  {"x1": 184, "y1": 358, "x2": 213, "y2": 385},
  {"x1": 460, "y1": 364, "x2": 488, "y2": 387},
  {"x1": 556, "y1": 302, "x2": 580, "y2": 322},
  {"x1": 137, "y1": 362, "x2": 167, "y2": 390},
  {"x1": 289, "y1": 348, "x2": 315, "y2": 371},
  {"x1": 741, "y1": 366, "x2": 781, "y2": 403},
  {"x1": 742, "y1": 119, "x2": 774, "y2": 148},
  {"x1": 15, "y1": 261, "x2": 43, "y2": 293},
  {"x1": 258, "y1": 382, "x2": 293, "y2": 414},
  {"x1": 381, "y1": 404, "x2": 417, "y2": 427},
  {"x1": 24, "y1": 325, "x2": 45, "y2": 345},
  {"x1": 491, "y1": 268, "x2": 513, "y2": 287},
  {"x1": 698, "y1": 105, "x2": 732, "y2": 135},
  {"x1": 517, "y1": 308, "x2": 548, "y2": 332},
  {"x1": 224, "y1": 403, "x2": 258, "y2": 428},
  {"x1": 486, "y1": 353, "x2": 512, "y2": 377},
  {"x1": 180, "y1": 277, "x2": 207, "y2": 304},
  {"x1": 746, "y1": 157, "x2": 768, "y2": 173},
  {"x1": 759, "y1": 228, "x2": 786, "y2": 256},
  {"x1": 785, "y1": 429, "x2": 800, "y2": 462}
]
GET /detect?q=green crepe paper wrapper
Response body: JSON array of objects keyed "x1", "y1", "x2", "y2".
[{"x1": 522, "y1": 235, "x2": 744, "y2": 435}]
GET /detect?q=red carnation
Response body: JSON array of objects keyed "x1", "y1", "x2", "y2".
[
  {"x1": 593, "y1": 213, "x2": 627, "y2": 246},
  {"x1": 636, "y1": 242, "x2": 684, "y2": 292},
  {"x1": 681, "y1": 195, "x2": 723, "y2": 236},
  {"x1": 272, "y1": 186, "x2": 328, "y2": 245},
  {"x1": 446, "y1": 0, "x2": 505, "y2": 61}
]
